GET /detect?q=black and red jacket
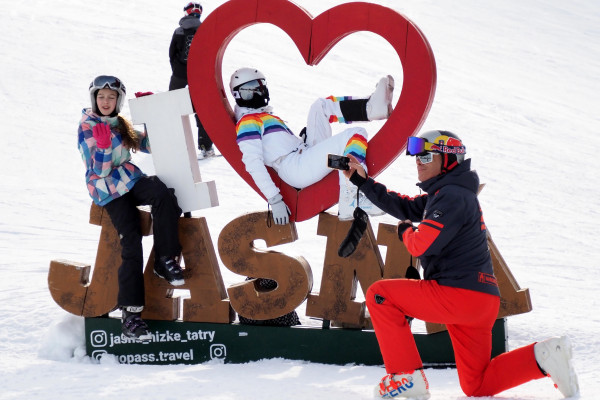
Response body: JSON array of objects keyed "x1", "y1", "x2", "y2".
[{"x1": 354, "y1": 159, "x2": 500, "y2": 297}]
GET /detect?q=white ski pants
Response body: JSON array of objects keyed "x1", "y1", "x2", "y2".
[{"x1": 273, "y1": 98, "x2": 367, "y2": 189}]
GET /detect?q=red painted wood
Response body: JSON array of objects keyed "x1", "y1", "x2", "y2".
[{"x1": 188, "y1": 0, "x2": 436, "y2": 222}]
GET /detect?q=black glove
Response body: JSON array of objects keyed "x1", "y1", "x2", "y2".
[
  {"x1": 338, "y1": 207, "x2": 369, "y2": 258},
  {"x1": 397, "y1": 221, "x2": 415, "y2": 242},
  {"x1": 405, "y1": 265, "x2": 421, "y2": 280}
]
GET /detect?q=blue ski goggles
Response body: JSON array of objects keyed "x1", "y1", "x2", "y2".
[
  {"x1": 406, "y1": 136, "x2": 466, "y2": 157},
  {"x1": 90, "y1": 75, "x2": 124, "y2": 92},
  {"x1": 406, "y1": 137, "x2": 435, "y2": 156},
  {"x1": 406, "y1": 137, "x2": 435, "y2": 164}
]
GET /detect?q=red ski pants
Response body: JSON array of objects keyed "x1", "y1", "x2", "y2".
[{"x1": 366, "y1": 279, "x2": 545, "y2": 396}]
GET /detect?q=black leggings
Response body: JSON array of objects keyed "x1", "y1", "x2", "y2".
[{"x1": 103, "y1": 176, "x2": 182, "y2": 307}]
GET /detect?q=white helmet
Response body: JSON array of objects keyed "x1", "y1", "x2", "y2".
[
  {"x1": 229, "y1": 68, "x2": 270, "y2": 108},
  {"x1": 89, "y1": 75, "x2": 126, "y2": 115}
]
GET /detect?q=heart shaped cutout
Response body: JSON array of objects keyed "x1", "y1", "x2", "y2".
[{"x1": 188, "y1": 0, "x2": 436, "y2": 222}]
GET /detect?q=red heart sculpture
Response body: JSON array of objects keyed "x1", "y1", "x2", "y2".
[{"x1": 188, "y1": 0, "x2": 436, "y2": 222}]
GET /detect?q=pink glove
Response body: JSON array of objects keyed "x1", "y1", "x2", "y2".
[
  {"x1": 92, "y1": 123, "x2": 112, "y2": 149},
  {"x1": 135, "y1": 91, "x2": 154, "y2": 98}
]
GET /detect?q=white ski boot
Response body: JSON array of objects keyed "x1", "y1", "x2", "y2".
[
  {"x1": 534, "y1": 336, "x2": 579, "y2": 398},
  {"x1": 366, "y1": 75, "x2": 395, "y2": 121},
  {"x1": 374, "y1": 370, "x2": 430, "y2": 399}
]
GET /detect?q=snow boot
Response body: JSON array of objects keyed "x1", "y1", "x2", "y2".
[
  {"x1": 366, "y1": 75, "x2": 394, "y2": 121},
  {"x1": 338, "y1": 75, "x2": 394, "y2": 122},
  {"x1": 121, "y1": 306, "x2": 152, "y2": 342},
  {"x1": 534, "y1": 336, "x2": 579, "y2": 398},
  {"x1": 203, "y1": 147, "x2": 215, "y2": 158},
  {"x1": 374, "y1": 370, "x2": 430, "y2": 399},
  {"x1": 197, "y1": 145, "x2": 216, "y2": 160},
  {"x1": 154, "y1": 256, "x2": 184, "y2": 286}
]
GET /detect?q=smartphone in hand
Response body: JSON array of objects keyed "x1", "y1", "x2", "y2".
[{"x1": 327, "y1": 154, "x2": 350, "y2": 170}]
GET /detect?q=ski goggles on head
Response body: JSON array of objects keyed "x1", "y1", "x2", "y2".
[
  {"x1": 234, "y1": 79, "x2": 267, "y2": 100},
  {"x1": 90, "y1": 75, "x2": 123, "y2": 92},
  {"x1": 405, "y1": 136, "x2": 466, "y2": 156},
  {"x1": 406, "y1": 136, "x2": 435, "y2": 156}
]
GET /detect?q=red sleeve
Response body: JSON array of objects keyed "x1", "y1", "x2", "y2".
[{"x1": 402, "y1": 219, "x2": 443, "y2": 257}]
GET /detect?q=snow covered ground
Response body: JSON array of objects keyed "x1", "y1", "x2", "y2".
[{"x1": 1, "y1": 0, "x2": 599, "y2": 398}]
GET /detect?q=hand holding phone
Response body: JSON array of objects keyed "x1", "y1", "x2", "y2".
[{"x1": 327, "y1": 154, "x2": 350, "y2": 170}]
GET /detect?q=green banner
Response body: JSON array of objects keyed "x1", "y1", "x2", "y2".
[{"x1": 85, "y1": 318, "x2": 507, "y2": 366}]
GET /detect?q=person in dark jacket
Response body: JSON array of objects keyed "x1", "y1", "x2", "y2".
[
  {"x1": 343, "y1": 130, "x2": 579, "y2": 399},
  {"x1": 169, "y1": 2, "x2": 215, "y2": 158}
]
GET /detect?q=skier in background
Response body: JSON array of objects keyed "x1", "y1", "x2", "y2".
[
  {"x1": 343, "y1": 130, "x2": 579, "y2": 399},
  {"x1": 230, "y1": 67, "x2": 394, "y2": 225},
  {"x1": 169, "y1": 2, "x2": 215, "y2": 159},
  {"x1": 78, "y1": 75, "x2": 185, "y2": 342}
]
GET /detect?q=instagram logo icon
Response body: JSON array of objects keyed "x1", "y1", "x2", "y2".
[
  {"x1": 91, "y1": 350, "x2": 108, "y2": 361},
  {"x1": 90, "y1": 330, "x2": 108, "y2": 347},
  {"x1": 210, "y1": 344, "x2": 227, "y2": 360}
]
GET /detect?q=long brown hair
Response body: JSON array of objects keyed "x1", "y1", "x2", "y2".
[{"x1": 116, "y1": 115, "x2": 141, "y2": 152}]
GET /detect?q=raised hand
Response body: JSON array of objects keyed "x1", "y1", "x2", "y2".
[{"x1": 92, "y1": 123, "x2": 112, "y2": 149}]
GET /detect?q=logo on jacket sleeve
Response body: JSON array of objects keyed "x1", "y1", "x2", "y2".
[
  {"x1": 432, "y1": 210, "x2": 443, "y2": 219},
  {"x1": 478, "y1": 272, "x2": 498, "y2": 287}
]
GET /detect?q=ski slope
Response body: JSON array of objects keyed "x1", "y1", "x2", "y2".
[{"x1": 1, "y1": 0, "x2": 599, "y2": 398}]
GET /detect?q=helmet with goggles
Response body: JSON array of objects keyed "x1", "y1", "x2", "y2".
[
  {"x1": 406, "y1": 130, "x2": 466, "y2": 173},
  {"x1": 184, "y1": 2, "x2": 202, "y2": 16},
  {"x1": 89, "y1": 75, "x2": 126, "y2": 115},
  {"x1": 229, "y1": 68, "x2": 270, "y2": 109}
]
